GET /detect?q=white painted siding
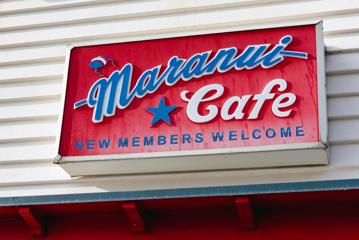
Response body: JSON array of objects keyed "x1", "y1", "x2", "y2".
[{"x1": 1, "y1": 0, "x2": 359, "y2": 198}]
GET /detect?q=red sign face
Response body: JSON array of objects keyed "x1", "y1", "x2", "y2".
[{"x1": 59, "y1": 24, "x2": 323, "y2": 158}]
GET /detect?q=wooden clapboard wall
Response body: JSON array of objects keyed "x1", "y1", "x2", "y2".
[{"x1": 0, "y1": 0, "x2": 359, "y2": 201}]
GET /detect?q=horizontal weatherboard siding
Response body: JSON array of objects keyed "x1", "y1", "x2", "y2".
[{"x1": 0, "y1": 0, "x2": 359, "y2": 204}]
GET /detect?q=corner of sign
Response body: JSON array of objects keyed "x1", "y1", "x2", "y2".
[
  {"x1": 53, "y1": 154, "x2": 63, "y2": 164},
  {"x1": 66, "y1": 44, "x2": 75, "y2": 51},
  {"x1": 317, "y1": 19, "x2": 323, "y2": 26},
  {"x1": 321, "y1": 138, "x2": 329, "y2": 149}
]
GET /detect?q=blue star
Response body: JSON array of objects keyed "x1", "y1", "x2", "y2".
[{"x1": 146, "y1": 97, "x2": 178, "y2": 127}]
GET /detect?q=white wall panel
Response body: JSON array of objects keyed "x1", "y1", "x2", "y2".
[
  {"x1": 0, "y1": 45, "x2": 66, "y2": 66},
  {"x1": 329, "y1": 119, "x2": 359, "y2": 144},
  {"x1": 0, "y1": 79, "x2": 62, "y2": 102},
  {"x1": 0, "y1": 0, "x2": 359, "y2": 199},
  {"x1": 0, "y1": 62, "x2": 63, "y2": 83},
  {"x1": 0, "y1": 163, "x2": 70, "y2": 185},
  {"x1": 0, "y1": 140, "x2": 56, "y2": 162},
  {"x1": 327, "y1": 73, "x2": 359, "y2": 97},
  {"x1": 0, "y1": 0, "x2": 113, "y2": 14},
  {"x1": 328, "y1": 96, "x2": 359, "y2": 120},
  {"x1": 325, "y1": 34, "x2": 359, "y2": 52},
  {"x1": 0, "y1": 99, "x2": 59, "y2": 121},
  {"x1": 326, "y1": 52, "x2": 359, "y2": 74},
  {"x1": 1, "y1": 1, "x2": 359, "y2": 48},
  {"x1": 0, "y1": 0, "x2": 280, "y2": 31},
  {"x1": 0, "y1": 119, "x2": 56, "y2": 143}
]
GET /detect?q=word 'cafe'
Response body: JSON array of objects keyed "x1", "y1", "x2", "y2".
[{"x1": 181, "y1": 79, "x2": 296, "y2": 123}]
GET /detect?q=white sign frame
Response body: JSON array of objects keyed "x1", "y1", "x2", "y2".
[{"x1": 54, "y1": 21, "x2": 328, "y2": 177}]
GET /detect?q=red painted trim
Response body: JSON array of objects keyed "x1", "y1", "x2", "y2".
[
  {"x1": 123, "y1": 202, "x2": 145, "y2": 232},
  {"x1": 18, "y1": 207, "x2": 45, "y2": 237},
  {"x1": 235, "y1": 197, "x2": 254, "y2": 228},
  {"x1": 0, "y1": 190, "x2": 358, "y2": 239}
]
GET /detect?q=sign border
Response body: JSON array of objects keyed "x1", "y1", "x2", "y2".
[{"x1": 54, "y1": 21, "x2": 328, "y2": 175}]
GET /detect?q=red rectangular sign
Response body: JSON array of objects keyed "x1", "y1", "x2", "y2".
[{"x1": 57, "y1": 23, "x2": 327, "y2": 170}]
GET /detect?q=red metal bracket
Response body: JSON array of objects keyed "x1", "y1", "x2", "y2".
[
  {"x1": 235, "y1": 197, "x2": 254, "y2": 229},
  {"x1": 18, "y1": 207, "x2": 46, "y2": 237},
  {"x1": 122, "y1": 202, "x2": 145, "y2": 232}
]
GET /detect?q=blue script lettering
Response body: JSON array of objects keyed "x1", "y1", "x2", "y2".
[{"x1": 74, "y1": 35, "x2": 307, "y2": 123}]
